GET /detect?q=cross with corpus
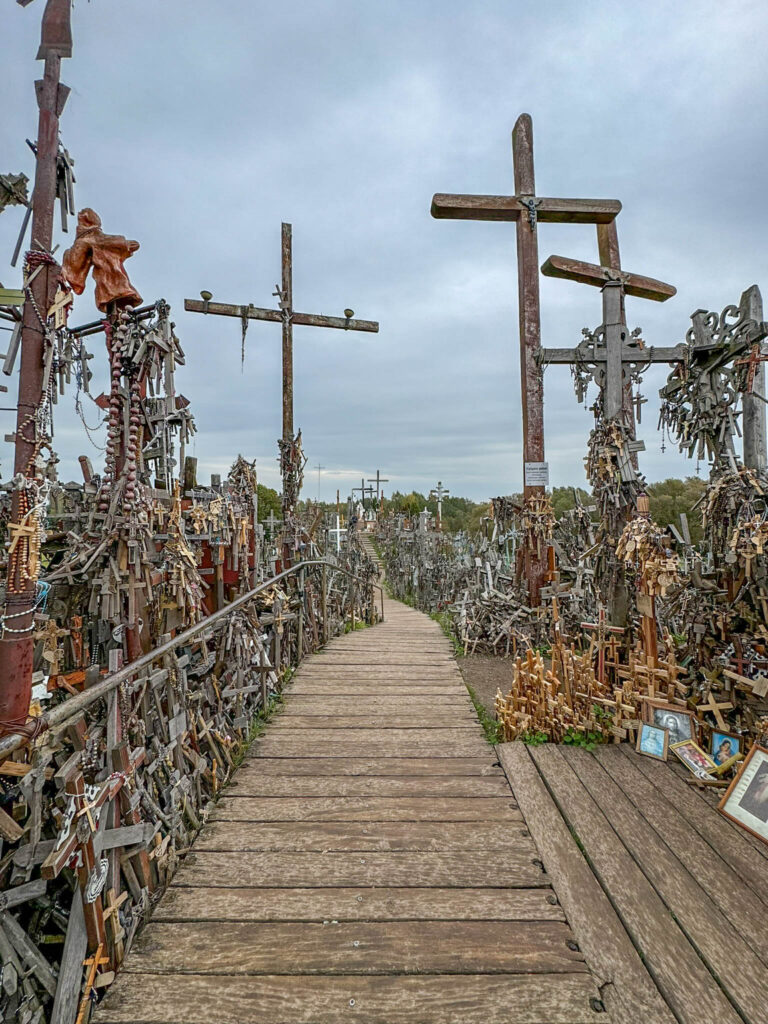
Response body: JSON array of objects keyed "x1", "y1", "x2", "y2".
[
  {"x1": 431, "y1": 113, "x2": 622, "y2": 604},
  {"x1": 185, "y1": 221, "x2": 379, "y2": 451},
  {"x1": 429, "y1": 480, "x2": 450, "y2": 531},
  {"x1": 352, "y1": 479, "x2": 376, "y2": 507}
]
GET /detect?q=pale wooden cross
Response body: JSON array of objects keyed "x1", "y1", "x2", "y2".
[
  {"x1": 47, "y1": 284, "x2": 73, "y2": 328},
  {"x1": 696, "y1": 690, "x2": 734, "y2": 730},
  {"x1": 429, "y1": 480, "x2": 450, "y2": 532},
  {"x1": 185, "y1": 223, "x2": 379, "y2": 447},
  {"x1": 264, "y1": 510, "x2": 282, "y2": 539},
  {"x1": 431, "y1": 113, "x2": 622, "y2": 604},
  {"x1": 580, "y1": 609, "x2": 625, "y2": 684}
]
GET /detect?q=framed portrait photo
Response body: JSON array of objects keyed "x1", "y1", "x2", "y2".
[
  {"x1": 718, "y1": 745, "x2": 768, "y2": 845},
  {"x1": 710, "y1": 730, "x2": 743, "y2": 768},
  {"x1": 671, "y1": 739, "x2": 716, "y2": 778},
  {"x1": 644, "y1": 700, "x2": 697, "y2": 746},
  {"x1": 636, "y1": 722, "x2": 669, "y2": 761}
]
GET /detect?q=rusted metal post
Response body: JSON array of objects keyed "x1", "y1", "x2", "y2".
[
  {"x1": 0, "y1": 2, "x2": 71, "y2": 730},
  {"x1": 281, "y1": 222, "x2": 293, "y2": 444},
  {"x1": 511, "y1": 115, "x2": 548, "y2": 606}
]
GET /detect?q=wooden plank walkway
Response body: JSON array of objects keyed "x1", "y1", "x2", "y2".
[
  {"x1": 95, "y1": 594, "x2": 609, "y2": 1024},
  {"x1": 500, "y1": 742, "x2": 768, "y2": 1024}
]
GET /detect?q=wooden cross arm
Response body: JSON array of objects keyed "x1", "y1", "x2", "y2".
[
  {"x1": 541, "y1": 255, "x2": 676, "y2": 302},
  {"x1": 430, "y1": 194, "x2": 622, "y2": 224},
  {"x1": 184, "y1": 299, "x2": 378, "y2": 333},
  {"x1": 540, "y1": 344, "x2": 686, "y2": 365}
]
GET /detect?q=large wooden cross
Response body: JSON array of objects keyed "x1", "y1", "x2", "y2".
[
  {"x1": 431, "y1": 113, "x2": 622, "y2": 603},
  {"x1": 367, "y1": 469, "x2": 389, "y2": 504},
  {"x1": 185, "y1": 222, "x2": 379, "y2": 450}
]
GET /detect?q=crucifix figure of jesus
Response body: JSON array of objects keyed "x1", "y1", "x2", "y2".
[
  {"x1": 429, "y1": 480, "x2": 450, "y2": 532},
  {"x1": 431, "y1": 113, "x2": 622, "y2": 604},
  {"x1": 185, "y1": 223, "x2": 379, "y2": 493}
]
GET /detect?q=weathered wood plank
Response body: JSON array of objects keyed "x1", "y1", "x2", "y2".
[
  {"x1": 498, "y1": 743, "x2": 675, "y2": 1024},
  {"x1": 227, "y1": 775, "x2": 512, "y2": 797},
  {"x1": 242, "y1": 757, "x2": 502, "y2": 776},
  {"x1": 566, "y1": 746, "x2": 768, "y2": 1020},
  {"x1": 174, "y1": 850, "x2": 548, "y2": 888},
  {"x1": 430, "y1": 192, "x2": 621, "y2": 223},
  {"x1": 625, "y1": 747, "x2": 768, "y2": 904},
  {"x1": 532, "y1": 745, "x2": 747, "y2": 1024},
  {"x1": 210, "y1": 797, "x2": 515, "y2": 823},
  {"x1": 596, "y1": 745, "x2": 768, "y2": 963},
  {"x1": 270, "y1": 715, "x2": 480, "y2": 729},
  {"x1": 124, "y1": 920, "x2": 586, "y2": 975},
  {"x1": 154, "y1": 886, "x2": 566, "y2": 922},
  {"x1": 94, "y1": 972, "x2": 604, "y2": 1024},
  {"x1": 194, "y1": 820, "x2": 525, "y2": 852},
  {"x1": 253, "y1": 741, "x2": 490, "y2": 757},
  {"x1": 252, "y1": 728, "x2": 487, "y2": 744}
]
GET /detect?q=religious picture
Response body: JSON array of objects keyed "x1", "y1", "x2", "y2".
[
  {"x1": 645, "y1": 701, "x2": 696, "y2": 745},
  {"x1": 710, "y1": 730, "x2": 743, "y2": 767},
  {"x1": 671, "y1": 740, "x2": 716, "y2": 778},
  {"x1": 636, "y1": 722, "x2": 668, "y2": 761},
  {"x1": 719, "y1": 746, "x2": 768, "y2": 845}
]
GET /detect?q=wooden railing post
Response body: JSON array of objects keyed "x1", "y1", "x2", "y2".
[
  {"x1": 321, "y1": 563, "x2": 329, "y2": 645},
  {"x1": 297, "y1": 567, "x2": 305, "y2": 662}
]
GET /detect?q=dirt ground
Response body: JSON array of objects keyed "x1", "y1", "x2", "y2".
[{"x1": 457, "y1": 655, "x2": 516, "y2": 719}]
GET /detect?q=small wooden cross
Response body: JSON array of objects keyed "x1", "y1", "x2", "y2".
[
  {"x1": 75, "y1": 943, "x2": 110, "y2": 1024},
  {"x1": 47, "y1": 284, "x2": 73, "y2": 328},
  {"x1": 696, "y1": 689, "x2": 734, "y2": 730}
]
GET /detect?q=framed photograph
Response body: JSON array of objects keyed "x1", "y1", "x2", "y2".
[
  {"x1": 719, "y1": 745, "x2": 768, "y2": 845},
  {"x1": 644, "y1": 700, "x2": 697, "y2": 746},
  {"x1": 710, "y1": 730, "x2": 743, "y2": 767},
  {"x1": 671, "y1": 739, "x2": 716, "y2": 778},
  {"x1": 636, "y1": 722, "x2": 669, "y2": 761}
]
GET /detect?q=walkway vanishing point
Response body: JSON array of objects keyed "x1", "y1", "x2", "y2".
[{"x1": 95, "y1": 556, "x2": 768, "y2": 1024}]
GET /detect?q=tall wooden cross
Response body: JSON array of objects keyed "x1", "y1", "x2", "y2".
[
  {"x1": 352, "y1": 479, "x2": 376, "y2": 506},
  {"x1": 185, "y1": 221, "x2": 379, "y2": 456},
  {"x1": 367, "y1": 469, "x2": 389, "y2": 504},
  {"x1": 431, "y1": 113, "x2": 622, "y2": 604}
]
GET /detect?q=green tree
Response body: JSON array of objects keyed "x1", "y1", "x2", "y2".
[{"x1": 257, "y1": 483, "x2": 282, "y2": 523}]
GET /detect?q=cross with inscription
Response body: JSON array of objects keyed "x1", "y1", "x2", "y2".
[
  {"x1": 185, "y1": 223, "x2": 379, "y2": 488},
  {"x1": 432, "y1": 113, "x2": 622, "y2": 603}
]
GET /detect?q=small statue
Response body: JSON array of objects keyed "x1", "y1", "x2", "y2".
[{"x1": 62, "y1": 208, "x2": 142, "y2": 312}]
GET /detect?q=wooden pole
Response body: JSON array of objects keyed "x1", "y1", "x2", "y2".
[
  {"x1": 0, "y1": 3, "x2": 71, "y2": 729},
  {"x1": 281, "y1": 222, "x2": 293, "y2": 444},
  {"x1": 512, "y1": 115, "x2": 548, "y2": 606},
  {"x1": 742, "y1": 285, "x2": 767, "y2": 474}
]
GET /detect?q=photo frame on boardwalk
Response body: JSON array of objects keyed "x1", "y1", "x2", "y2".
[
  {"x1": 636, "y1": 722, "x2": 669, "y2": 761},
  {"x1": 719, "y1": 745, "x2": 768, "y2": 846},
  {"x1": 643, "y1": 700, "x2": 697, "y2": 745},
  {"x1": 671, "y1": 739, "x2": 716, "y2": 778},
  {"x1": 709, "y1": 729, "x2": 743, "y2": 767}
]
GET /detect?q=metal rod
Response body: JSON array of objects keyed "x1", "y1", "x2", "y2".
[{"x1": 0, "y1": 559, "x2": 383, "y2": 757}]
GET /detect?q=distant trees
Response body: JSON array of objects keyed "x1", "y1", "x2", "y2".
[{"x1": 386, "y1": 477, "x2": 707, "y2": 543}]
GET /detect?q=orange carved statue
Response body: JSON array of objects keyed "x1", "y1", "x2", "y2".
[{"x1": 62, "y1": 208, "x2": 142, "y2": 312}]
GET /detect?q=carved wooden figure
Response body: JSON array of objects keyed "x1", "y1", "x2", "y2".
[{"x1": 62, "y1": 208, "x2": 142, "y2": 311}]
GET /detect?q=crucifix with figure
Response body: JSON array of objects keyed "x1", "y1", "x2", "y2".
[
  {"x1": 431, "y1": 113, "x2": 623, "y2": 604},
  {"x1": 185, "y1": 223, "x2": 379, "y2": 502}
]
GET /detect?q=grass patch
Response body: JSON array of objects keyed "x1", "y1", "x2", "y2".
[
  {"x1": 229, "y1": 691, "x2": 285, "y2": 773},
  {"x1": 520, "y1": 729, "x2": 548, "y2": 746},
  {"x1": 344, "y1": 619, "x2": 371, "y2": 633},
  {"x1": 465, "y1": 681, "x2": 504, "y2": 744},
  {"x1": 430, "y1": 610, "x2": 462, "y2": 658}
]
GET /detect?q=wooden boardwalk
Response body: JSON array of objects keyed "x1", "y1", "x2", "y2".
[
  {"x1": 95, "y1": 595, "x2": 608, "y2": 1023},
  {"x1": 501, "y1": 742, "x2": 768, "y2": 1024}
]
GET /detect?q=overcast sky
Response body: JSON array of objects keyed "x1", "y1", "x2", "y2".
[{"x1": 2, "y1": 0, "x2": 767, "y2": 502}]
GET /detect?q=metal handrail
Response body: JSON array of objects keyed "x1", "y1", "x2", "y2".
[{"x1": 0, "y1": 558, "x2": 384, "y2": 758}]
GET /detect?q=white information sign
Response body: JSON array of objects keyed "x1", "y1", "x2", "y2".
[{"x1": 524, "y1": 461, "x2": 549, "y2": 487}]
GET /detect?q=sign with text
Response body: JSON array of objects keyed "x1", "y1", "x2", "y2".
[{"x1": 524, "y1": 461, "x2": 549, "y2": 487}]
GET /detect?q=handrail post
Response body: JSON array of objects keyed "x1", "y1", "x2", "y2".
[
  {"x1": 351, "y1": 581, "x2": 356, "y2": 632},
  {"x1": 297, "y1": 567, "x2": 305, "y2": 662},
  {"x1": 321, "y1": 563, "x2": 329, "y2": 645}
]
